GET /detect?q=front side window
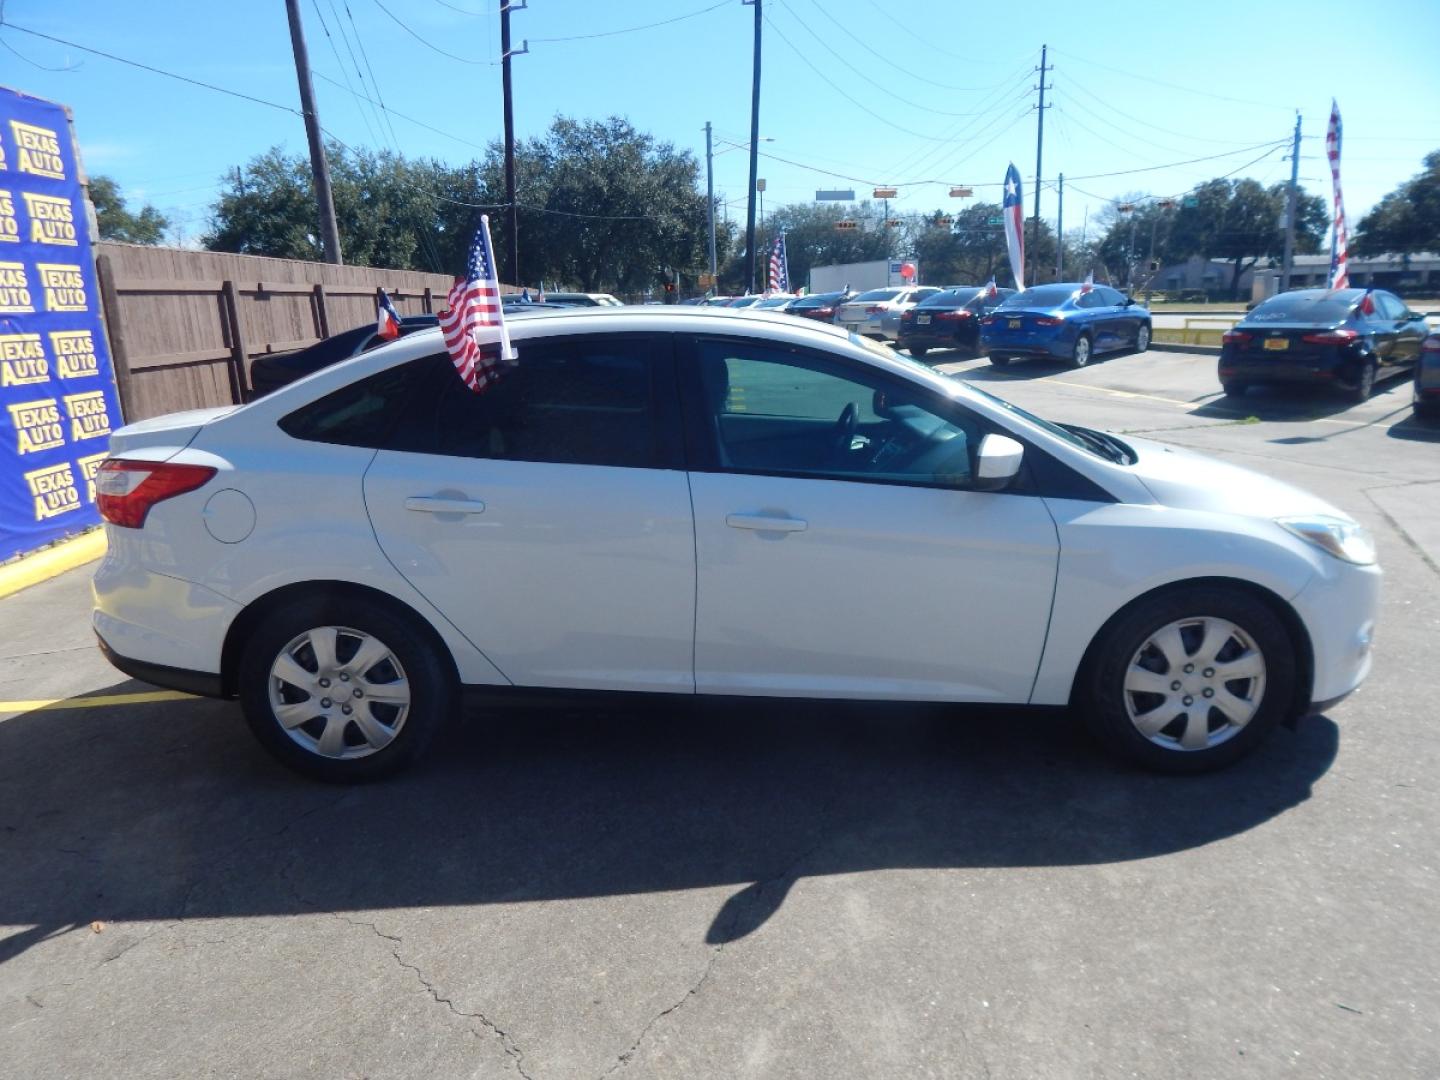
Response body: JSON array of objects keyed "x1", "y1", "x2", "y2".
[
  {"x1": 387, "y1": 335, "x2": 666, "y2": 468},
  {"x1": 693, "y1": 338, "x2": 984, "y2": 488}
]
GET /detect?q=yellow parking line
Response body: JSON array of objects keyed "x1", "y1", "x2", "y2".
[
  {"x1": 0, "y1": 689, "x2": 195, "y2": 712},
  {"x1": 1044, "y1": 379, "x2": 1396, "y2": 429}
]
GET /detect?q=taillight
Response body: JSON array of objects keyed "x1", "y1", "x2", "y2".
[
  {"x1": 815, "y1": 306, "x2": 834, "y2": 317},
  {"x1": 1034, "y1": 316, "x2": 1062, "y2": 327},
  {"x1": 901, "y1": 310, "x2": 914, "y2": 322},
  {"x1": 97, "y1": 458, "x2": 217, "y2": 529},
  {"x1": 981, "y1": 316, "x2": 996, "y2": 326},
  {"x1": 1222, "y1": 330, "x2": 1253, "y2": 346},
  {"x1": 1422, "y1": 338, "x2": 1440, "y2": 365},
  {"x1": 934, "y1": 309, "x2": 971, "y2": 322},
  {"x1": 865, "y1": 305, "x2": 885, "y2": 315},
  {"x1": 1301, "y1": 328, "x2": 1359, "y2": 345}
]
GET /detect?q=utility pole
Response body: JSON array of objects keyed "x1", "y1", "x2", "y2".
[
  {"x1": 285, "y1": 0, "x2": 342, "y2": 264},
  {"x1": 1055, "y1": 172, "x2": 1064, "y2": 279},
  {"x1": 500, "y1": 1, "x2": 520, "y2": 283},
  {"x1": 1280, "y1": 111, "x2": 1302, "y2": 293},
  {"x1": 704, "y1": 122, "x2": 717, "y2": 288},
  {"x1": 742, "y1": 0, "x2": 762, "y2": 294},
  {"x1": 1031, "y1": 43, "x2": 1051, "y2": 288}
]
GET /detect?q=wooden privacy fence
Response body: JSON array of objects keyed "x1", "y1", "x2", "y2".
[{"x1": 94, "y1": 243, "x2": 516, "y2": 422}]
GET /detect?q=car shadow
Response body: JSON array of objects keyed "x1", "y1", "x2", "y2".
[
  {"x1": 0, "y1": 685, "x2": 1338, "y2": 960},
  {"x1": 1387, "y1": 410, "x2": 1440, "y2": 443},
  {"x1": 947, "y1": 357, "x2": 1074, "y2": 382},
  {"x1": 1190, "y1": 372, "x2": 1416, "y2": 426}
]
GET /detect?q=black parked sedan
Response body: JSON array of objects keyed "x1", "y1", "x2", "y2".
[
  {"x1": 898, "y1": 286, "x2": 1014, "y2": 358},
  {"x1": 1219, "y1": 288, "x2": 1428, "y2": 402},
  {"x1": 250, "y1": 315, "x2": 438, "y2": 397}
]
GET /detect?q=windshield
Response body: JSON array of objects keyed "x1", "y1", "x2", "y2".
[
  {"x1": 853, "y1": 288, "x2": 902, "y2": 303},
  {"x1": 965, "y1": 382, "x2": 1129, "y2": 460},
  {"x1": 999, "y1": 285, "x2": 1075, "y2": 309},
  {"x1": 1246, "y1": 291, "x2": 1360, "y2": 324}
]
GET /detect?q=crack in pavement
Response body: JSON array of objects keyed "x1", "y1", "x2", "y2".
[
  {"x1": 330, "y1": 912, "x2": 534, "y2": 1080},
  {"x1": 598, "y1": 839, "x2": 829, "y2": 1079}
]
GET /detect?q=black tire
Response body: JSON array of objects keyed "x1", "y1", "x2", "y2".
[
  {"x1": 1345, "y1": 358, "x2": 1376, "y2": 403},
  {"x1": 1415, "y1": 399, "x2": 1440, "y2": 420},
  {"x1": 1070, "y1": 334, "x2": 1093, "y2": 368},
  {"x1": 990, "y1": 354, "x2": 1012, "y2": 368},
  {"x1": 1222, "y1": 381, "x2": 1249, "y2": 398},
  {"x1": 909, "y1": 346, "x2": 929, "y2": 358},
  {"x1": 238, "y1": 593, "x2": 456, "y2": 782},
  {"x1": 1080, "y1": 585, "x2": 1297, "y2": 774}
]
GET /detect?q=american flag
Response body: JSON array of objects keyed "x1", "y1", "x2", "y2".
[
  {"x1": 1326, "y1": 100, "x2": 1349, "y2": 289},
  {"x1": 1002, "y1": 163, "x2": 1025, "y2": 291},
  {"x1": 983, "y1": 276, "x2": 998, "y2": 299},
  {"x1": 1080, "y1": 270, "x2": 1094, "y2": 293},
  {"x1": 767, "y1": 232, "x2": 789, "y2": 294},
  {"x1": 438, "y1": 215, "x2": 513, "y2": 392}
]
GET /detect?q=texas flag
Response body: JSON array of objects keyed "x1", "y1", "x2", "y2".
[
  {"x1": 1080, "y1": 270, "x2": 1095, "y2": 293},
  {"x1": 376, "y1": 289, "x2": 403, "y2": 340},
  {"x1": 984, "y1": 276, "x2": 998, "y2": 299},
  {"x1": 1002, "y1": 163, "x2": 1025, "y2": 291}
]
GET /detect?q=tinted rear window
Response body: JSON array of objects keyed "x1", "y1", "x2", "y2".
[
  {"x1": 999, "y1": 285, "x2": 1076, "y2": 308},
  {"x1": 1247, "y1": 291, "x2": 1361, "y2": 324},
  {"x1": 918, "y1": 288, "x2": 981, "y2": 309},
  {"x1": 791, "y1": 292, "x2": 844, "y2": 308},
  {"x1": 853, "y1": 288, "x2": 902, "y2": 302}
]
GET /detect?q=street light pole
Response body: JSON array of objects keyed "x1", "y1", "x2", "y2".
[
  {"x1": 742, "y1": 0, "x2": 763, "y2": 294},
  {"x1": 704, "y1": 121, "x2": 717, "y2": 288}
]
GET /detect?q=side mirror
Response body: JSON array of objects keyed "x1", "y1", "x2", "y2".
[{"x1": 973, "y1": 433, "x2": 1025, "y2": 491}]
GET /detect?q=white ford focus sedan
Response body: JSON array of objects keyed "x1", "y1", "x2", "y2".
[{"x1": 93, "y1": 308, "x2": 1379, "y2": 782}]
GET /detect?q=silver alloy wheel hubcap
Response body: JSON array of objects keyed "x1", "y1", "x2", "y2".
[
  {"x1": 1122, "y1": 616, "x2": 1266, "y2": 752},
  {"x1": 1075, "y1": 338, "x2": 1090, "y2": 365},
  {"x1": 268, "y1": 625, "x2": 410, "y2": 760},
  {"x1": 1138, "y1": 326, "x2": 1149, "y2": 349}
]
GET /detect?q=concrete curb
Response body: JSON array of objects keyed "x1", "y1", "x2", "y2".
[
  {"x1": 1150, "y1": 341, "x2": 1221, "y2": 356},
  {"x1": 0, "y1": 529, "x2": 106, "y2": 601}
]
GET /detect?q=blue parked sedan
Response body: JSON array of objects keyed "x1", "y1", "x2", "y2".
[{"x1": 979, "y1": 283, "x2": 1152, "y2": 368}]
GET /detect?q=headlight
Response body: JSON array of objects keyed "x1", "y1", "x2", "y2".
[{"x1": 1276, "y1": 515, "x2": 1377, "y2": 565}]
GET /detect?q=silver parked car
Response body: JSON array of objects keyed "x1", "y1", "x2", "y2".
[{"x1": 836, "y1": 286, "x2": 943, "y2": 341}]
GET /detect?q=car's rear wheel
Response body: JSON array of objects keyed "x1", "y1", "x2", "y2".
[
  {"x1": 990, "y1": 354, "x2": 1012, "y2": 367},
  {"x1": 909, "y1": 346, "x2": 928, "y2": 358},
  {"x1": 1222, "y1": 381, "x2": 1249, "y2": 398},
  {"x1": 1346, "y1": 358, "x2": 1376, "y2": 403},
  {"x1": 238, "y1": 594, "x2": 455, "y2": 782},
  {"x1": 1070, "y1": 334, "x2": 1093, "y2": 368},
  {"x1": 1135, "y1": 323, "x2": 1151, "y2": 352},
  {"x1": 1081, "y1": 586, "x2": 1296, "y2": 774}
]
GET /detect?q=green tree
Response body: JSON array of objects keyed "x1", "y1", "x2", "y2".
[
  {"x1": 755, "y1": 201, "x2": 893, "y2": 291},
  {"x1": 90, "y1": 175, "x2": 169, "y2": 244},
  {"x1": 1353, "y1": 151, "x2": 1440, "y2": 256}
]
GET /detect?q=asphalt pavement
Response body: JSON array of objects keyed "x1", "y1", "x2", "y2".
[{"x1": 2, "y1": 346, "x2": 1438, "y2": 1079}]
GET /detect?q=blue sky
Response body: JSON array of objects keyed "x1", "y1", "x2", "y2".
[{"x1": 3, "y1": 0, "x2": 1437, "y2": 248}]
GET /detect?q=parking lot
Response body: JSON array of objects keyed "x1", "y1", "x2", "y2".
[{"x1": 2, "y1": 346, "x2": 1438, "y2": 1079}]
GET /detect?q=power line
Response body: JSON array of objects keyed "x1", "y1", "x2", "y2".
[
  {"x1": 762, "y1": 13, "x2": 986, "y2": 144},
  {"x1": 787, "y1": 0, "x2": 1023, "y2": 93},
  {"x1": 371, "y1": 0, "x2": 488, "y2": 63},
  {"x1": 885, "y1": 65, "x2": 1037, "y2": 178},
  {"x1": 310, "y1": 0, "x2": 384, "y2": 148},
  {"x1": 0, "y1": 32, "x2": 80, "y2": 71},
  {"x1": 1054, "y1": 91, "x2": 1187, "y2": 158},
  {"x1": 769, "y1": 2, "x2": 988, "y2": 117},
  {"x1": 312, "y1": 71, "x2": 490, "y2": 150},
  {"x1": 1063, "y1": 72, "x2": 1282, "y2": 147},
  {"x1": 0, "y1": 21, "x2": 300, "y2": 114},
  {"x1": 528, "y1": 0, "x2": 730, "y2": 43},
  {"x1": 1053, "y1": 101, "x2": 1174, "y2": 166},
  {"x1": 1048, "y1": 47, "x2": 1295, "y2": 112}
]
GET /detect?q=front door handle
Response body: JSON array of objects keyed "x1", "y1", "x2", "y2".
[
  {"x1": 405, "y1": 496, "x2": 487, "y2": 514},
  {"x1": 726, "y1": 513, "x2": 807, "y2": 533}
]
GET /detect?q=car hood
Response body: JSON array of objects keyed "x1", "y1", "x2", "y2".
[{"x1": 1123, "y1": 434, "x2": 1349, "y2": 521}]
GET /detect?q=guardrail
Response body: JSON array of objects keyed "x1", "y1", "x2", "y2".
[{"x1": 1152, "y1": 316, "x2": 1240, "y2": 348}]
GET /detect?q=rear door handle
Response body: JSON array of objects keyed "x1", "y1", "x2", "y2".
[
  {"x1": 405, "y1": 496, "x2": 487, "y2": 514},
  {"x1": 726, "y1": 513, "x2": 807, "y2": 533}
]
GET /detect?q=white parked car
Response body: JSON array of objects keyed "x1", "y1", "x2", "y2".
[
  {"x1": 93, "y1": 308, "x2": 1379, "y2": 782},
  {"x1": 836, "y1": 286, "x2": 944, "y2": 341}
]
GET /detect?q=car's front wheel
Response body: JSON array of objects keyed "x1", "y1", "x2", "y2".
[
  {"x1": 1081, "y1": 586, "x2": 1297, "y2": 773},
  {"x1": 909, "y1": 345, "x2": 928, "y2": 358},
  {"x1": 238, "y1": 594, "x2": 455, "y2": 782},
  {"x1": 1135, "y1": 323, "x2": 1151, "y2": 352},
  {"x1": 1070, "y1": 334, "x2": 1093, "y2": 368},
  {"x1": 989, "y1": 354, "x2": 1012, "y2": 367}
]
